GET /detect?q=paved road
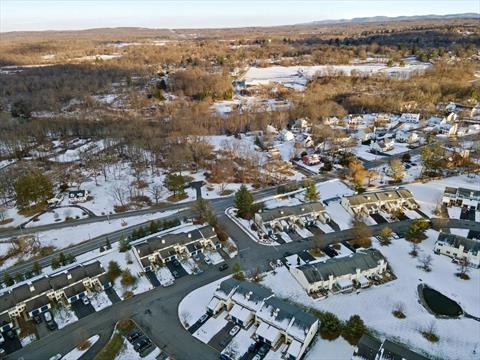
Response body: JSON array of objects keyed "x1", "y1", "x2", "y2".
[{"x1": 8, "y1": 213, "x2": 480, "y2": 360}]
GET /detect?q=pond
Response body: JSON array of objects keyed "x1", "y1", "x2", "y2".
[{"x1": 420, "y1": 285, "x2": 463, "y2": 317}]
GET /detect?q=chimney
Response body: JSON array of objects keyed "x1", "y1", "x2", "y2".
[
  {"x1": 29, "y1": 285, "x2": 35, "y2": 292},
  {"x1": 246, "y1": 291, "x2": 252, "y2": 300},
  {"x1": 273, "y1": 308, "x2": 280, "y2": 318},
  {"x1": 67, "y1": 273, "x2": 72, "y2": 280},
  {"x1": 188, "y1": 233, "x2": 192, "y2": 238}
]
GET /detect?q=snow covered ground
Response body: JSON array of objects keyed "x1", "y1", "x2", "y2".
[
  {"x1": 305, "y1": 336, "x2": 355, "y2": 360},
  {"x1": 178, "y1": 276, "x2": 228, "y2": 328},
  {"x1": 62, "y1": 335, "x2": 99, "y2": 360},
  {"x1": 115, "y1": 339, "x2": 161, "y2": 360},
  {"x1": 49, "y1": 139, "x2": 112, "y2": 163},
  {"x1": 193, "y1": 311, "x2": 228, "y2": 343},
  {"x1": 406, "y1": 174, "x2": 480, "y2": 217},
  {"x1": 90, "y1": 291, "x2": 113, "y2": 312},
  {"x1": 221, "y1": 325, "x2": 256, "y2": 360},
  {"x1": 243, "y1": 62, "x2": 431, "y2": 90},
  {"x1": 25, "y1": 207, "x2": 89, "y2": 227},
  {"x1": 156, "y1": 267, "x2": 175, "y2": 287},
  {"x1": 261, "y1": 230, "x2": 480, "y2": 360},
  {"x1": 54, "y1": 306, "x2": 79, "y2": 330}
]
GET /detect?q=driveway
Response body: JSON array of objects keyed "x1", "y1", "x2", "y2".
[
  {"x1": 71, "y1": 299, "x2": 96, "y2": 319},
  {"x1": 188, "y1": 313, "x2": 211, "y2": 334},
  {"x1": 166, "y1": 261, "x2": 188, "y2": 278},
  {"x1": 105, "y1": 287, "x2": 121, "y2": 304},
  {"x1": 2, "y1": 332, "x2": 22, "y2": 354},
  {"x1": 145, "y1": 271, "x2": 161, "y2": 287},
  {"x1": 371, "y1": 213, "x2": 388, "y2": 224},
  {"x1": 460, "y1": 206, "x2": 476, "y2": 221},
  {"x1": 208, "y1": 321, "x2": 236, "y2": 351}
]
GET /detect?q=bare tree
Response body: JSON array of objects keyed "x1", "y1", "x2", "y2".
[
  {"x1": 456, "y1": 258, "x2": 470, "y2": 279},
  {"x1": 148, "y1": 183, "x2": 163, "y2": 205},
  {"x1": 418, "y1": 255, "x2": 433, "y2": 272},
  {"x1": 109, "y1": 184, "x2": 128, "y2": 207}
]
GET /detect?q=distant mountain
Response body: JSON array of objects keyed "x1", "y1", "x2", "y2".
[{"x1": 302, "y1": 13, "x2": 480, "y2": 26}]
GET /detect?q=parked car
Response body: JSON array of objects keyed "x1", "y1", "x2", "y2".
[
  {"x1": 46, "y1": 321, "x2": 57, "y2": 331},
  {"x1": 252, "y1": 355, "x2": 261, "y2": 360},
  {"x1": 43, "y1": 311, "x2": 53, "y2": 322},
  {"x1": 0, "y1": 333, "x2": 4, "y2": 344},
  {"x1": 248, "y1": 342, "x2": 261, "y2": 353},
  {"x1": 172, "y1": 259, "x2": 180, "y2": 267},
  {"x1": 172, "y1": 270, "x2": 180, "y2": 278},
  {"x1": 218, "y1": 263, "x2": 229, "y2": 271},
  {"x1": 193, "y1": 254, "x2": 201, "y2": 262},
  {"x1": 199, "y1": 314, "x2": 209, "y2": 323},
  {"x1": 82, "y1": 297, "x2": 90, "y2": 305},
  {"x1": 5, "y1": 330, "x2": 16, "y2": 340},
  {"x1": 127, "y1": 331, "x2": 142, "y2": 342},
  {"x1": 134, "y1": 337, "x2": 151, "y2": 352},
  {"x1": 258, "y1": 344, "x2": 270, "y2": 356},
  {"x1": 204, "y1": 257, "x2": 211, "y2": 265},
  {"x1": 219, "y1": 338, "x2": 230, "y2": 347},
  {"x1": 33, "y1": 315, "x2": 42, "y2": 324},
  {"x1": 229, "y1": 325, "x2": 240, "y2": 336}
]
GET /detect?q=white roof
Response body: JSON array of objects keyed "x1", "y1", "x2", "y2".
[
  {"x1": 229, "y1": 304, "x2": 253, "y2": 323},
  {"x1": 336, "y1": 278, "x2": 353, "y2": 289},
  {"x1": 358, "y1": 275, "x2": 369, "y2": 285},
  {"x1": 207, "y1": 297, "x2": 221, "y2": 312},
  {"x1": 287, "y1": 339, "x2": 302, "y2": 358},
  {"x1": 256, "y1": 321, "x2": 282, "y2": 343}
]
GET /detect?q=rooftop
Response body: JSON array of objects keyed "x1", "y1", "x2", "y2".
[{"x1": 258, "y1": 202, "x2": 326, "y2": 223}]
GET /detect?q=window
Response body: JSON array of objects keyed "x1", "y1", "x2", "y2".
[
  {"x1": 41, "y1": 305, "x2": 49, "y2": 312},
  {"x1": 70, "y1": 295, "x2": 78, "y2": 302}
]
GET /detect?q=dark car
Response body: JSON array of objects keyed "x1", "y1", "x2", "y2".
[
  {"x1": 127, "y1": 331, "x2": 142, "y2": 342},
  {"x1": 258, "y1": 344, "x2": 270, "y2": 356},
  {"x1": 33, "y1": 315, "x2": 42, "y2": 324},
  {"x1": 46, "y1": 321, "x2": 57, "y2": 331},
  {"x1": 218, "y1": 263, "x2": 229, "y2": 271},
  {"x1": 5, "y1": 330, "x2": 16, "y2": 340},
  {"x1": 134, "y1": 337, "x2": 151, "y2": 352},
  {"x1": 248, "y1": 342, "x2": 261, "y2": 353},
  {"x1": 172, "y1": 270, "x2": 180, "y2": 278},
  {"x1": 172, "y1": 259, "x2": 180, "y2": 267},
  {"x1": 219, "y1": 338, "x2": 230, "y2": 347}
]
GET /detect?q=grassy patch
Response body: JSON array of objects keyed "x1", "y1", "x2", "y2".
[
  {"x1": 392, "y1": 310, "x2": 406, "y2": 319},
  {"x1": 167, "y1": 193, "x2": 188, "y2": 202},
  {"x1": 309, "y1": 248, "x2": 324, "y2": 257},
  {"x1": 422, "y1": 331, "x2": 440, "y2": 343},
  {"x1": 18, "y1": 202, "x2": 48, "y2": 217},
  {"x1": 0, "y1": 218, "x2": 14, "y2": 226},
  {"x1": 117, "y1": 319, "x2": 135, "y2": 335},
  {"x1": 219, "y1": 189, "x2": 235, "y2": 196},
  {"x1": 455, "y1": 272, "x2": 470, "y2": 280},
  {"x1": 93, "y1": 334, "x2": 124, "y2": 360}
]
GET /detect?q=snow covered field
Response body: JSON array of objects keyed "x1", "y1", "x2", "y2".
[
  {"x1": 260, "y1": 230, "x2": 480, "y2": 360},
  {"x1": 305, "y1": 336, "x2": 355, "y2": 360},
  {"x1": 115, "y1": 339, "x2": 161, "y2": 360},
  {"x1": 25, "y1": 207, "x2": 89, "y2": 227},
  {"x1": 243, "y1": 62, "x2": 431, "y2": 90}
]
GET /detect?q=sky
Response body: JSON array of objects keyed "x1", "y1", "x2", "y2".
[{"x1": 1, "y1": 0, "x2": 479, "y2": 32}]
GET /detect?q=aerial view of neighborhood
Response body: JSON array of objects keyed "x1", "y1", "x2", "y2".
[{"x1": 0, "y1": 1, "x2": 479, "y2": 359}]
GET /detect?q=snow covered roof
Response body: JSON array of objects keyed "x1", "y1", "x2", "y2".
[
  {"x1": 336, "y1": 278, "x2": 353, "y2": 289},
  {"x1": 229, "y1": 304, "x2": 253, "y2": 323},
  {"x1": 443, "y1": 186, "x2": 480, "y2": 200},
  {"x1": 437, "y1": 233, "x2": 480, "y2": 255},
  {"x1": 258, "y1": 202, "x2": 325, "y2": 222},
  {"x1": 297, "y1": 249, "x2": 386, "y2": 284},
  {"x1": 345, "y1": 189, "x2": 414, "y2": 206},
  {"x1": 256, "y1": 321, "x2": 282, "y2": 343},
  {"x1": 286, "y1": 339, "x2": 302, "y2": 358},
  {"x1": 232, "y1": 281, "x2": 273, "y2": 310}
]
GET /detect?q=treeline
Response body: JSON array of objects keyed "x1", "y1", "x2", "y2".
[{"x1": 169, "y1": 68, "x2": 232, "y2": 100}]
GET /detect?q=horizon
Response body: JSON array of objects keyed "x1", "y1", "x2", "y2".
[{"x1": 1, "y1": 0, "x2": 479, "y2": 33}]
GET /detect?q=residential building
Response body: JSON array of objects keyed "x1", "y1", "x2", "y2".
[
  {"x1": 254, "y1": 203, "x2": 329, "y2": 235},
  {"x1": 207, "y1": 280, "x2": 318, "y2": 360},
  {"x1": 0, "y1": 261, "x2": 109, "y2": 328},
  {"x1": 341, "y1": 189, "x2": 418, "y2": 216},
  {"x1": 353, "y1": 334, "x2": 429, "y2": 360},
  {"x1": 302, "y1": 154, "x2": 320, "y2": 166},
  {"x1": 289, "y1": 249, "x2": 388, "y2": 293},
  {"x1": 395, "y1": 130, "x2": 419, "y2": 144},
  {"x1": 370, "y1": 138, "x2": 394, "y2": 153},
  {"x1": 399, "y1": 113, "x2": 420, "y2": 124},
  {"x1": 68, "y1": 190, "x2": 88, "y2": 203},
  {"x1": 281, "y1": 129, "x2": 295, "y2": 142},
  {"x1": 442, "y1": 186, "x2": 480, "y2": 210},
  {"x1": 434, "y1": 232, "x2": 480, "y2": 268},
  {"x1": 133, "y1": 226, "x2": 221, "y2": 272}
]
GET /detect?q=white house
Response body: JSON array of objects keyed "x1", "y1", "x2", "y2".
[
  {"x1": 434, "y1": 232, "x2": 480, "y2": 268},
  {"x1": 399, "y1": 113, "x2": 420, "y2": 124},
  {"x1": 395, "y1": 130, "x2": 418, "y2": 144},
  {"x1": 341, "y1": 188, "x2": 418, "y2": 216},
  {"x1": 281, "y1": 129, "x2": 295, "y2": 142},
  {"x1": 370, "y1": 138, "x2": 394, "y2": 153},
  {"x1": 438, "y1": 122, "x2": 458, "y2": 136},
  {"x1": 68, "y1": 190, "x2": 88, "y2": 204},
  {"x1": 289, "y1": 249, "x2": 388, "y2": 293},
  {"x1": 442, "y1": 187, "x2": 480, "y2": 210}
]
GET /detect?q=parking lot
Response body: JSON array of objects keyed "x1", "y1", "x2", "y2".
[
  {"x1": 208, "y1": 321, "x2": 236, "y2": 351},
  {"x1": 166, "y1": 260, "x2": 189, "y2": 279},
  {"x1": 70, "y1": 298, "x2": 96, "y2": 319}
]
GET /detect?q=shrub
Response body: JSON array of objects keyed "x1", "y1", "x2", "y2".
[
  {"x1": 342, "y1": 315, "x2": 367, "y2": 345},
  {"x1": 319, "y1": 312, "x2": 343, "y2": 340}
]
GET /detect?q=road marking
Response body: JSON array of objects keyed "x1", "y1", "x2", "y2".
[{"x1": 239, "y1": 247, "x2": 250, "y2": 252}]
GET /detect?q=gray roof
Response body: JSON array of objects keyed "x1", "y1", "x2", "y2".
[
  {"x1": 30, "y1": 277, "x2": 51, "y2": 296},
  {"x1": 0, "y1": 312, "x2": 11, "y2": 326},
  {"x1": 11, "y1": 284, "x2": 32, "y2": 303},
  {"x1": 381, "y1": 339, "x2": 429, "y2": 360},
  {"x1": 25, "y1": 294, "x2": 50, "y2": 313},
  {"x1": 216, "y1": 278, "x2": 241, "y2": 298},
  {"x1": 258, "y1": 202, "x2": 325, "y2": 223},
  {"x1": 356, "y1": 334, "x2": 382, "y2": 360},
  {"x1": 234, "y1": 281, "x2": 273, "y2": 304},
  {"x1": 64, "y1": 282, "x2": 86, "y2": 299},
  {"x1": 0, "y1": 293, "x2": 16, "y2": 314},
  {"x1": 261, "y1": 297, "x2": 317, "y2": 330},
  {"x1": 437, "y1": 233, "x2": 480, "y2": 255},
  {"x1": 345, "y1": 189, "x2": 414, "y2": 206},
  {"x1": 444, "y1": 186, "x2": 480, "y2": 199},
  {"x1": 83, "y1": 261, "x2": 104, "y2": 278},
  {"x1": 297, "y1": 249, "x2": 386, "y2": 284}
]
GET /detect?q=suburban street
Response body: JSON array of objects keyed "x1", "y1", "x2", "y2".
[{"x1": 6, "y1": 210, "x2": 480, "y2": 360}]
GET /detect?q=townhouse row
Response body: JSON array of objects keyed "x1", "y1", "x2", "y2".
[
  {"x1": 0, "y1": 261, "x2": 110, "y2": 332},
  {"x1": 133, "y1": 226, "x2": 221, "y2": 272},
  {"x1": 207, "y1": 279, "x2": 319, "y2": 360}
]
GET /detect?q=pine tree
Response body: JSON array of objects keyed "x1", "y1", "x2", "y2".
[
  {"x1": 58, "y1": 252, "x2": 66, "y2": 266},
  {"x1": 304, "y1": 180, "x2": 319, "y2": 202},
  {"x1": 107, "y1": 261, "x2": 122, "y2": 282},
  {"x1": 3, "y1": 272, "x2": 14, "y2": 287},
  {"x1": 149, "y1": 220, "x2": 159, "y2": 234},
  {"x1": 234, "y1": 185, "x2": 254, "y2": 219},
  {"x1": 120, "y1": 269, "x2": 136, "y2": 288},
  {"x1": 378, "y1": 226, "x2": 393, "y2": 246},
  {"x1": 105, "y1": 237, "x2": 112, "y2": 249},
  {"x1": 51, "y1": 257, "x2": 60, "y2": 270},
  {"x1": 405, "y1": 219, "x2": 430, "y2": 256},
  {"x1": 118, "y1": 236, "x2": 130, "y2": 252},
  {"x1": 342, "y1": 315, "x2": 366, "y2": 345},
  {"x1": 32, "y1": 261, "x2": 41, "y2": 274},
  {"x1": 164, "y1": 173, "x2": 186, "y2": 196},
  {"x1": 232, "y1": 263, "x2": 245, "y2": 281}
]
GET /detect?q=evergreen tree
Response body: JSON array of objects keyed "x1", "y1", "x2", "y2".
[
  {"x1": 350, "y1": 219, "x2": 372, "y2": 248},
  {"x1": 342, "y1": 315, "x2": 366, "y2": 345},
  {"x1": 32, "y1": 261, "x2": 42, "y2": 274},
  {"x1": 118, "y1": 235, "x2": 131, "y2": 252},
  {"x1": 15, "y1": 170, "x2": 53, "y2": 209},
  {"x1": 58, "y1": 251, "x2": 67, "y2": 266},
  {"x1": 319, "y1": 312, "x2": 343, "y2": 340},
  {"x1": 234, "y1": 185, "x2": 254, "y2": 219},
  {"x1": 378, "y1": 226, "x2": 393, "y2": 246},
  {"x1": 405, "y1": 219, "x2": 430, "y2": 256},
  {"x1": 107, "y1": 261, "x2": 122, "y2": 282},
  {"x1": 232, "y1": 263, "x2": 245, "y2": 281},
  {"x1": 304, "y1": 180, "x2": 319, "y2": 202},
  {"x1": 149, "y1": 220, "x2": 159, "y2": 234},
  {"x1": 3, "y1": 272, "x2": 14, "y2": 287},
  {"x1": 51, "y1": 257, "x2": 60, "y2": 270},
  {"x1": 105, "y1": 237, "x2": 112, "y2": 249},
  {"x1": 164, "y1": 173, "x2": 186, "y2": 196},
  {"x1": 120, "y1": 269, "x2": 136, "y2": 288}
]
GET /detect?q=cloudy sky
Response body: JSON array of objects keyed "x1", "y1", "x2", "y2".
[{"x1": 1, "y1": 0, "x2": 478, "y2": 32}]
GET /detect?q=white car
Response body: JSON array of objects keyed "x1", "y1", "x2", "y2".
[
  {"x1": 229, "y1": 325, "x2": 240, "y2": 336},
  {"x1": 204, "y1": 257, "x2": 211, "y2": 265},
  {"x1": 0, "y1": 332, "x2": 4, "y2": 344},
  {"x1": 44, "y1": 311, "x2": 53, "y2": 322},
  {"x1": 82, "y1": 297, "x2": 90, "y2": 305}
]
